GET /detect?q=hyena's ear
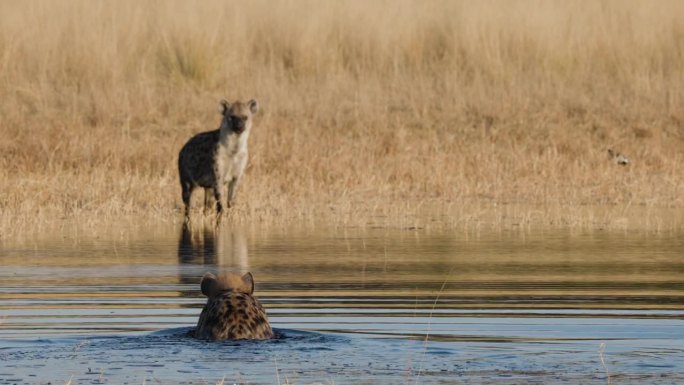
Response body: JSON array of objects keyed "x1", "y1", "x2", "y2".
[
  {"x1": 218, "y1": 100, "x2": 231, "y2": 115},
  {"x1": 200, "y1": 272, "x2": 219, "y2": 297},
  {"x1": 248, "y1": 99, "x2": 259, "y2": 115},
  {"x1": 241, "y1": 272, "x2": 255, "y2": 295}
]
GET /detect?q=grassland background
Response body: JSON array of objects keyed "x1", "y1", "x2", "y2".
[{"x1": 0, "y1": 0, "x2": 683, "y2": 235}]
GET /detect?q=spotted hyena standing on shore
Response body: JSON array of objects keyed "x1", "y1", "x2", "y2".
[
  {"x1": 178, "y1": 99, "x2": 258, "y2": 224},
  {"x1": 194, "y1": 272, "x2": 274, "y2": 340}
]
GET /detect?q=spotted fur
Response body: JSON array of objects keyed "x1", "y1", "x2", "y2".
[{"x1": 194, "y1": 272, "x2": 273, "y2": 340}]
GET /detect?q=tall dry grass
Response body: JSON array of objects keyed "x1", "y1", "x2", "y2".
[{"x1": 1, "y1": 0, "x2": 683, "y2": 235}]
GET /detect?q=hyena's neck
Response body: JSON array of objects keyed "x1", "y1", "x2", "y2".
[{"x1": 218, "y1": 129, "x2": 249, "y2": 156}]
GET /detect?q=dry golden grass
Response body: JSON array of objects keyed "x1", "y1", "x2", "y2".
[{"x1": 1, "y1": 0, "x2": 683, "y2": 236}]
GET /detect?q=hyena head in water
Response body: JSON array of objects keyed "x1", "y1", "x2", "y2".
[
  {"x1": 200, "y1": 271, "x2": 255, "y2": 297},
  {"x1": 194, "y1": 271, "x2": 274, "y2": 340}
]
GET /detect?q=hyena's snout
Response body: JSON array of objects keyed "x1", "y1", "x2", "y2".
[{"x1": 232, "y1": 117, "x2": 247, "y2": 134}]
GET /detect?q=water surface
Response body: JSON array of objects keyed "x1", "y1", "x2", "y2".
[{"x1": 1, "y1": 223, "x2": 683, "y2": 384}]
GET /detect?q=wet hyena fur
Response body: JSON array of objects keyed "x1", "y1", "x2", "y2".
[
  {"x1": 178, "y1": 99, "x2": 259, "y2": 224},
  {"x1": 194, "y1": 271, "x2": 274, "y2": 340}
]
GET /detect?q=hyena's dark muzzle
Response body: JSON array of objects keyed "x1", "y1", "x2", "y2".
[{"x1": 232, "y1": 117, "x2": 247, "y2": 134}]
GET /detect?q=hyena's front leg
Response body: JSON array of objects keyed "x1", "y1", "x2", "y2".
[
  {"x1": 213, "y1": 182, "x2": 224, "y2": 221},
  {"x1": 226, "y1": 176, "x2": 242, "y2": 209}
]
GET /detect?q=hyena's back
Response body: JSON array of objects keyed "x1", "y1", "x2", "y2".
[
  {"x1": 195, "y1": 292, "x2": 273, "y2": 340},
  {"x1": 178, "y1": 129, "x2": 220, "y2": 188}
]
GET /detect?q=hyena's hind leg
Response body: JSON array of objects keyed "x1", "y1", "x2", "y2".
[
  {"x1": 181, "y1": 183, "x2": 194, "y2": 226},
  {"x1": 203, "y1": 188, "x2": 216, "y2": 215}
]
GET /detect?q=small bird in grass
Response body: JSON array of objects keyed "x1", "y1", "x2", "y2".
[{"x1": 607, "y1": 149, "x2": 630, "y2": 166}]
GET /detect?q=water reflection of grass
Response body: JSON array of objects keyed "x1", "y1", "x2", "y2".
[{"x1": 1, "y1": 1, "x2": 683, "y2": 236}]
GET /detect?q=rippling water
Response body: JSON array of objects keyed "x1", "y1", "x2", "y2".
[{"x1": 1, "y1": 222, "x2": 683, "y2": 384}]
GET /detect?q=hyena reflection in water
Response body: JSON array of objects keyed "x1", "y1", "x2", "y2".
[
  {"x1": 177, "y1": 224, "x2": 250, "y2": 287},
  {"x1": 177, "y1": 224, "x2": 217, "y2": 267},
  {"x1": 178, "y1": 99, "x2": 258, "y2": 225},
  {"x1": 194, "y1": 271, "x2": 273, "y2": 340}
]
